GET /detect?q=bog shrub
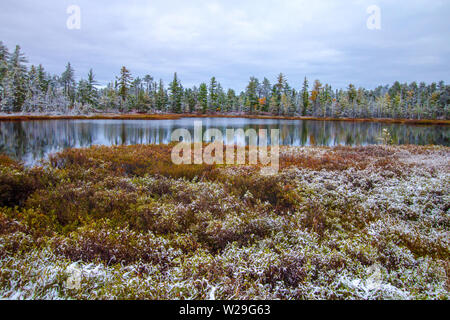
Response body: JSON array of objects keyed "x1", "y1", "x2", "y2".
[{"x1": 51, "y1": 219, "x2": 179, "y2": 266}]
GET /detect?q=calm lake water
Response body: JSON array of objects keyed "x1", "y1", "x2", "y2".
[{"x1": 0, "y1": 117, "x2": 448, "y2": 166}]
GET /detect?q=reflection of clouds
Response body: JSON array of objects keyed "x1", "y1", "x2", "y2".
[{"x1": 0, "y1": 118, "x2": 448, "y2": 166}]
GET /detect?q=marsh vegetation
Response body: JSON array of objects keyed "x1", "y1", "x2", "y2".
[{"x1": 0, "y1": 144, "x2": 448, "y2": 299}]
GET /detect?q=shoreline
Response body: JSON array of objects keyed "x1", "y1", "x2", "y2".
[{"x1": 0, "y1": 113, "x2": 449, "y2": 125}]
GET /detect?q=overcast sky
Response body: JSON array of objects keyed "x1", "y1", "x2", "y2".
[{"x1": 1, "y1": 0, "x2": 449, "y2": 90}]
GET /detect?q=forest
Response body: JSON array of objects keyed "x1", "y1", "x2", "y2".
[{"x1": 1, "y1": 42, "x2": 449, "y2": 120}]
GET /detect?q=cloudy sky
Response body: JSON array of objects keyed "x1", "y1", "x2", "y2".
[{"x1": 1, "y1": 0, "x2": 449, "y2": 90}]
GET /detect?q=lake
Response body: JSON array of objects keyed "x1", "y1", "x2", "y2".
[{"x1": 0, "y1": 117, "x2": 448, "y2": 166}]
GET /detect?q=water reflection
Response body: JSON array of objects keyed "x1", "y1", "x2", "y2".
[{"x1": 0, "y1": 118, "x2": 448, "y2": 166}]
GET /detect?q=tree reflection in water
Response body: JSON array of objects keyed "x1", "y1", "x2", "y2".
[{"x1": 0, "y1": 118, "x2": 448, "y2": 166}]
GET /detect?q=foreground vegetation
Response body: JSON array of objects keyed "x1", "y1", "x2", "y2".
[{"x1": 0, "y1": 144, "x2": 449, "y2": 299}]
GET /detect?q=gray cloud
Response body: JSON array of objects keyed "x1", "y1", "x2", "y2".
[{"x1": 1, "y1": 0, "x2": 449, "y2": 90}]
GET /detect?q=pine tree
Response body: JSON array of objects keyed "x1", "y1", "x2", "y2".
[
  {"x1": 24, "y1": 65, "x2": 42, "y2": 112},
  {"x1": 77, "y1": 79, "x2": 90, "y2": 106},
  {"x1": 61, "y1": 62, "x2": 76, "y2": 104},
  {"x1": 246, "y1": 77, "x2": 259, "y2": 114},
  {"x1": 155, "y1": 79, "x2": 167, "y2": 111},
  {"x1": 169, "y1": 72, "x2": 182, "y2": 113},
  {"x1": 276, "y1": 73, "x2": 286, "y2": 93},
  {"x1": 0, "y1": 41, "x2": 10, "y2": 107},
  {"x1": 260, "y1": 78, "x2": 271, "y2": 112},
  {"x1": 198, "y1": 83, "x2": 208, "y2": 114},
  {"x1": 268, "y1": 86, "x2": 279, "y2": 114},
  {"x1": 208, "y1": 77, "x2": 218, "y2": 112},
  {"x1": 143, "y1": 74, "x2": 153, "y2": 95},
  {"x1": 347, "y1": 84, "x2": 357, "y2": 117},
  {"x1": 117, "y1": 66, "x2": 133, "y2": 110},
  {"x1": 36, "y1": 64, "x2": 48, "y2": 93},
  {"x1": 86, "y1": 69, "x2": 98, "y2": 106},
  {"x1": 310, "y1": 80, "x2": 324, "y2": 116},
  {"x1": 185, "y1": 88, "x2": 197, "y2": 113},
  {"x1": 301, "y1": 77, "x2": 309, "y2": 116},
  {"x1": 226, "y1": 89, "x2": 236, "y2": 112},
  {"x1": 217, "y1": 83, "x2": 226, "y2": 112},
  {"x1": 0, "y1": 41, "x2": 9, "y2": 87},
  {"x1": 4, "y1": 45, "x2": 28, "y2": 112}
]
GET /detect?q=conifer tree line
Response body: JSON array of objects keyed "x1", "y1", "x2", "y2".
[{"x1": 1, "y1": 42, "x2": 449, "y2": 119}]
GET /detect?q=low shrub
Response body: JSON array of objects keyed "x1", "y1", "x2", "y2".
[
  {"x1": 51, "y1": 219, "x2": 180, "y2": 266},
  {"x1": 0, "y1": 144, "x2": 448, "y2": 299}
]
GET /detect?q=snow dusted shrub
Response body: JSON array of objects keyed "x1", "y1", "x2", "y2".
[
  {"x1": 134, "y1": 175, "x2": 173, "y2": 196},
  {"x1": 51, "y1": 219, "x2": 180, "y2": 266},
  {"x1": 0, "y1": 155, "x2": 56, "y2": 208},
  {"x1": 0, "y1": 154, "x2": 22, "y2": 169},
  {"x1": 0, "y1": 144, "x2": 448, "y2": 299},
  {"x1": 369, "y1": 218, "x2": 450, "y2": 261},
  {"x1": 262, "y1": 253, "x2": 307, "y2": 288},
  {"x1": 25, "y1": 177, "x2": 140, "y2": 230},
  {"x1": 0, "y1": 209, "x2": 25, "y2": 235},
  {"x1": 0, "y1": 231, "x2": 35, "y2": 259},
  {"x1": 297, "y1": 200, "x2": 329, "y2": 238},
  {"x1": 0, "y1": 166, "x2": 39, "y2": 207},
  {"x1": 171, "y1": 180, "x2": 242, "y2": 218},
  {"x1": 127, "y1": 201, "x2": 190, "y2": 234},
  {"x1": 219, "y1": 172, "x2": 300, "y2": 212},
  {"x1": 49, "y1": 145, "x2": 217, "y2": 180},
  {"x1": 193, "y1": 212, "x2": 283, "y2": 252},
  {"x1": 8, "y1": 207, "x2": 59, "y2": 237}
]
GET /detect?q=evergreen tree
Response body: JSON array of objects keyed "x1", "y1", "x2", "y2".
[
  {"x1": 0, "y1": 41, "x2": 9, "y2": 88},
  {"x1": 209, "y1": 77, "x2": 218, "y2": 111},
  {"x1": 260, "y1": 77, "x2": 272, "y2": 112},
  {"x1": 198, "y1": 83, "x2": 208, "y2": 114},
  {"x1": 77, "y1": 79, "x2": 89, "y2": 106},
  {"x1": 301, "y1": 77, "x2": 309, "y2": 116},
  {"x1": 310, "y1": 80, "x2": 322, "y2": 116},
  {"x1": 143, "y1": 75, "x2": 152, "y2": 93},
  {"x1": 24, "y1": 65, "x2": 44, "y2": 112},
  {"x1": 0, "y1": 41, "x2": 10, "y2": 107},
  {"x1": 217, "y1": 83, "x2": 226, "y2": 112},
  {"x1": 61, "y1": 62, "x2": 76, "y2": 104},
  {"x1": 155, "y1": 79, "x2": 167, "y2": 111},
  {"x1": 36, "y1": 64, "x2": 48, "y2": 93},
  {"x1": 347, "y1": 84, "x2": 357, "y2": 117},
  {"x1": 3, "y1": 45, "x2": 28, "y2": 112},
  {"x1": 86, "y1": 69, "x2": 98, "y2": 106},
  {"x1": 276, "y1": 73, "x2": 286, "y2": 93},
  {"x1": 246, "y1": 77, "x2": 259, "y2": 114},
  {"x1": 117, "y1": 66, "x2": 133, "y2": 110},
  {"x1": 168, "y1": 72, "x2": 182, "y2": 113},
  {"x1": 226, "y1": 89, "x2": 236, "y2": 112},
  {"x1": 185, "y1": 87, "x2": 197, "y2": 113}
]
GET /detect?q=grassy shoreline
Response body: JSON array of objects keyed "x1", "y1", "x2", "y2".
[
  {"x1": 0, "y1": 144, "x2": 449, "y2": 299},
  {"x1": 0, "y1": 113, "x2": 449, "y2": 125}
]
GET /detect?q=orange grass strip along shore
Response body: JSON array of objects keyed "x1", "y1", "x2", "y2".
[{"x1": 0, "y1": 113, "x2": 449, "y2": 125}]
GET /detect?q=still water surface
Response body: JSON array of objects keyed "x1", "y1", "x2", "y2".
[{"x1": 0, "y1": 117, "x2": 448, "y2": 165}]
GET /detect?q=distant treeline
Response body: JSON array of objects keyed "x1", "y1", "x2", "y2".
[{"x1": 1, "y1": 42, "x2": 449, "y2": 119}]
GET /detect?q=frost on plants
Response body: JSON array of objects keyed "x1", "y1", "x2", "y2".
[{"x1": 0, "y1": 144, "x2": 448, "y2": 300}]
